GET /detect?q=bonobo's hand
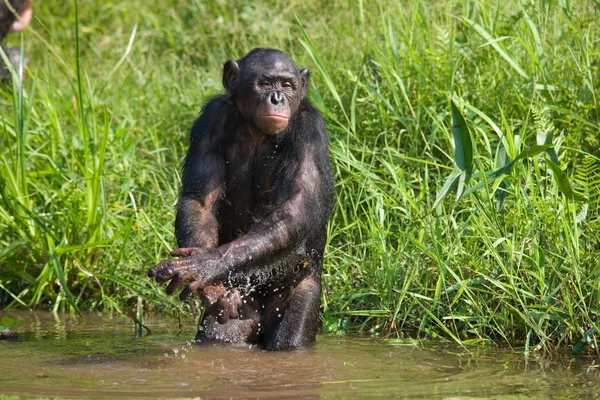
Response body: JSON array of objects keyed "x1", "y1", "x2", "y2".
[
  {"x1": 147, "y1": 247, "x2": 222, "y2": 300},
  {"x1": 204, "y1": 288, "x2": 261, "y2": 324}
]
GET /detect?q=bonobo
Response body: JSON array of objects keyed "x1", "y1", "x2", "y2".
[
  {"x1": 0, "y1": 0, "x2": 27, "y2": 81},
  {"x1": 0, "y1": 0, "x2": 26, "y2": 40},
  {"x1": 148, "y1": 48, "x2": 334, "y2": 350}
]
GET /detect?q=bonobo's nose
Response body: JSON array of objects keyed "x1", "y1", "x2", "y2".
[{"x1": 270, "y1": 92, "x2": 283, "y2": 105}]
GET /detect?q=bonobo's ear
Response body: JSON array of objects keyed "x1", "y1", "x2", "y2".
[
  {"x1": 223, "y1": 60, "x2": 240, "y2": 92},
  {"x1": 299, "y1": 68, "x2": 310, "y2": 94}
]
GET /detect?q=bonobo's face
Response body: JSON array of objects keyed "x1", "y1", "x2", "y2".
[{"x1": 223, "y1": 49, "x2": 309, "y2": 136}]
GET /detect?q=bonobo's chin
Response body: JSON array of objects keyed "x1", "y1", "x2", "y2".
[{"x1": 255, "y1": 115, "x2": 289, "y2": 136}]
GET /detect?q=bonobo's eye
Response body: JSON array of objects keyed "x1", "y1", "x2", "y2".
[
  {"x1": 259, "y1": 80, "x2": 271, "y2": 89},
  {"x1": 282, "y1": 81, "x2": 293, "y2": 89}
]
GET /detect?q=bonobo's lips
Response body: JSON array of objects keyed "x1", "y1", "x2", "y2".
[
  {"x1": 258, "y1": 114, "x2": 289, "y2": 121},
  {"x1": 256, "y1": 114, "x2": 290, "y2": 135}
]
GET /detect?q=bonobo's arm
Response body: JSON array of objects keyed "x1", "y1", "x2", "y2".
[
  {"x1": 175, "y1": 101, "x2": 226, "y2": 249},
  {"x1": 149, "y1": 143, "x2": 331, "y2": 300},
  {"x1": 175, "y1": 151, "x2": 224, "y2": 249}
]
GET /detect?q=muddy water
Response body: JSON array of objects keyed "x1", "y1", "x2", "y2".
[{"x1": 0, "y1": 311, "x2": 598, "y2": 399}]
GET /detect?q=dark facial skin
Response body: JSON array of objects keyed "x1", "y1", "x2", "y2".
[
  {"x1": 223, "y1": 52, "x2": 309, "y2": 135},
  {"x1": 148, "y1": 48, "x2": 334, "y2": 351}
]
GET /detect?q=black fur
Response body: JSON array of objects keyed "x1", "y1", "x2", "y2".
[{"x1": 0, "y1": 0, "x2": 26, "y2": 41}]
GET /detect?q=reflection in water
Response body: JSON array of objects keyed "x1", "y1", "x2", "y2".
[{"x1": 0, "y1": 310, "x2": 598, "y2": 399}]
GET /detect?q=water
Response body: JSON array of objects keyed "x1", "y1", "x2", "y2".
[{"x1": 0, "y1": 311, "x2": 598, "y2": 399}]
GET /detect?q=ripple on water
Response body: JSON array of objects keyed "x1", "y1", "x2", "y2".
[{"x1": 0, "y1": 310, "x2": 598, "y2": 399}]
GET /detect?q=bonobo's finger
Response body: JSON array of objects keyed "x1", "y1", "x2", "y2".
[
  {"x1": 216, "y1": 295, "x2": 232, "y2": 324},
  {"x1": 226, "y1": 290, "x2": 244, "y2": 319},
  {"x1": 165, "y1": 272, "x2": 189, "y2": 296},
  {"x1": 170, "y1": 248, "x2": 197, "y2": 257},
  {"x1": 180, "y1": 281, "x2": 204, "y2": 301},
  {"x1": 148, "y1": 259, "x2": 183, "y2": 278},
  {"x1": 229, "y1": 301, "x2": 239, "y2": 319},
  {"x1": 228, "y1": 289, "x2": 243, "y2": 313},
  {"x1": 200, "y1": 284, "x2": 226, "y2": 306},
  {"x1": 217, "y1": 305, "x2": 230, "y2": 324},
  {"x1": 154, "y1": 264, "x2": 187, "y2": 284},
  {"x1": 147, "y1": 262, "x2": 166, "y2": 278}
]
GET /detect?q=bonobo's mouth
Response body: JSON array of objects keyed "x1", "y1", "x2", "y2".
[
  {"x1": 256, "y1": 114, "x2": 290, "y2": 135},
  {"x1": 258, "y1": 114, "x2": 289, "y2": 121}
]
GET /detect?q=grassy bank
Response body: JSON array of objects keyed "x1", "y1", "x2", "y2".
[{"x1": 1, "y1": 0, "x2": 599, "y2": 353}]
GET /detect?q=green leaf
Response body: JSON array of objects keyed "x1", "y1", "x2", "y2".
[
  {"x1": 47, "y1": 236, "x2": 83, "y2": 318},
  {"x1": 546, "y1": 159, "x2": 585, "y2": 201},
  {"x1": 462, "y1": 145, "x2": 551, "y2": 201},
  {"x1": 494, "y1": 142, "x2": 510, "y2": 211},
  {"x1": 433, "y1": 167, "x2": 462, "y2": 209},
  {"x1": 456, "y1": 168, "x2": 471, "y2": 201},
  {"x1": 451, "y1": 100, "x2": 473, "y2": 174},
  {"x1": 492, "y1": 145, "x2": 552, "y2": 178},
  {"x1": 461, "y1": 17, "x2": 530, "y2": 80},
  {"x1": 573, "y1": 155, "x2": 600, "y2": 205}
]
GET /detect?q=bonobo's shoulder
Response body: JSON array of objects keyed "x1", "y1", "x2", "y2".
[
  {"x1": 190, "y1": 95, "x2": 234, "y2": 146},
  {"x1": 298, "y1": 99, "x2": 326, "y2": 129},
  {"x1": 199, "y1": 95, "x2": 234, "y2": 118}
]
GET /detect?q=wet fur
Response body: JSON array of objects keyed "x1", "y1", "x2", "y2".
[{"x1": 175, "y1": 49, "x2": 334, "y2": 350}]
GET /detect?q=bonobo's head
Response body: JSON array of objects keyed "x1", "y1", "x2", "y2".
[{"x1": 223, "y1": 48, "x2": 310, "y2": 135}]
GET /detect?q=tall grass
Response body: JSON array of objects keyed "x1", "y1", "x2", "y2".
[{"x1": 0, "y1": 0, "x2": 599, "y2": 352}]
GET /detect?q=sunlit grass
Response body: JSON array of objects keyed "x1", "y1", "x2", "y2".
[{"x1": 1, "y1": 0, "x2": 599, "y2": 353}]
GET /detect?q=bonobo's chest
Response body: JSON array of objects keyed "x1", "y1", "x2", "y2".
[{"x1": 219, "y1": 132, "x2": 282, "y2": 240}]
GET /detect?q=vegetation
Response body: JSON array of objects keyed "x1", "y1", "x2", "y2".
[{"x1": 1, "y1": 0, "x2": 599, "y2": 353}]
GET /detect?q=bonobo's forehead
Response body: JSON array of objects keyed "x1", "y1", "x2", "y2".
[{"x1": 238, "y1": 48, "x2": 299, "y2": 79}]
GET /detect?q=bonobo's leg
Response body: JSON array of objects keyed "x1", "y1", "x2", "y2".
[{"x1": 263, "y1": 273, "x2": 321, "y2": 351}]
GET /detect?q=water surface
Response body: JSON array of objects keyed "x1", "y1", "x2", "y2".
[{"x1": 0, "y1": 311, "x2": 598, "y2": 399}]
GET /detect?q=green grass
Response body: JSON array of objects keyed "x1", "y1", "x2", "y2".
[{"x1": 1, "y1": 0, "x2": 600, "y2": 353}]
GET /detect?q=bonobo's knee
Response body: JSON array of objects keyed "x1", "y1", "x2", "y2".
[{"x1": 264, "y1": 275, "x2": 321, "y2": 351}]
